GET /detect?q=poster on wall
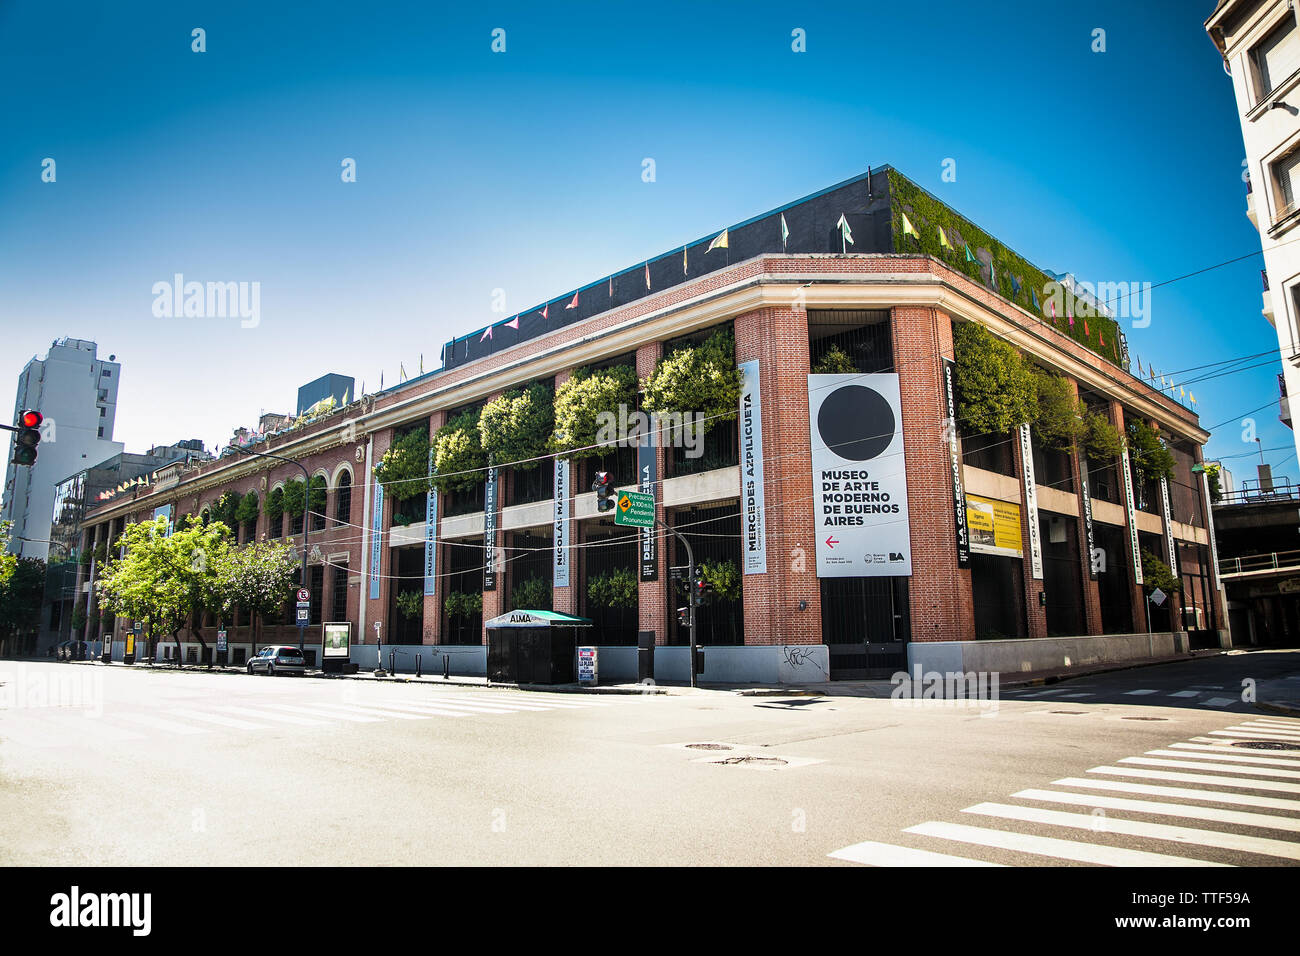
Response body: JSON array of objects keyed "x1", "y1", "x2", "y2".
[
  {"x1": 323, "y1": 622, "x2": 351, "y2": 659},
  {"x1": 808, "y1": 373, "x2": 911, "y2": 577},
  {"x1": 738, "y1": 360, "x2": 768, "y2": 575},
  {"x1": 966, "y1": 494, "x2": 1024, "y2": 557},
  {"x1": 483, "y1": 466, "x2": 498, "y2": 591},
  {"x1": 637, "y1": 439, "x2": 658, "y2": 581},
  {"x1": 369, "y1": 479, "x2": 384, "y2": 600},
  {"x1": 553, "y1": 458, "x2": 570, "y2": 587},
  {"x1": 941, "y1": 358, "x2": 970, "y2": 567},
  {"x1": 1120, "y1": 448, "x2": 1145, "y2": 586},
  {"x1": 1018, "y1": 424, "x2": 1044, "y2": 581},
  {"x1": 424, "y1": 448, "x2": 438, "y2": 596}
]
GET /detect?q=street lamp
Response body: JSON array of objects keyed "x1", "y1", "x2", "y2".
[{"x1": 225, "y1": 443, "x2": 311, "y2": 650}]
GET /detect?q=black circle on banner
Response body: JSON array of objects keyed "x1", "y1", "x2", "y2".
[{"x1": 817, "y1": 385, "x2": 894, "y2": 461}]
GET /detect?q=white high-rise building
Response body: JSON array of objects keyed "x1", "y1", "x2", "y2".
[
  {"x1": 1, "y1": 338, "x2": 124, "y2": 561},
  {"x1": 1208, "y1": 1, "x2": 1300, "y2": 472}
]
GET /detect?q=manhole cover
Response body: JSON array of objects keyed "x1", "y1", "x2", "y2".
[
  {"x1": 1232, "y1": 740, "x2": 1300, "y2": 751},
  {"x1": 716, "y1": 756, "x2": 788, "y2": 767},
  {"x1": 686, "y1": 743, "x2": 733, "y2": 751},
  {"x1": 1121, "y1": 716, "x2": 1168, "y2": 721}
]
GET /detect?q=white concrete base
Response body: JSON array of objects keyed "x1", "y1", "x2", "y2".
[{"x1": 907, "y1": 632, "x2": 1193, "y2": 678}]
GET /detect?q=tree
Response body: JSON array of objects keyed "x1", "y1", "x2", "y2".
[
  {"x1": 479, "y1": 383, "x2": 554, "y2": 470},
  {"x1": 1128, "y1": 420, "x2": 1175, "y2": 483},
  {"x1": 642, "y1": 328, "x2": 743, "y2": 436},
  {"x1": 432, "y1": 412, "x2": 487, "y2": 493},
  {"x1": 952, "y1": 322, "x2": 1037, "y2": 434},
  {"x1": 1031, "y1": 370, "x2": 1085, "y2": 451},
  {"x1": 587, "y1": 568, "x2": 638, "y2": 609},
  {"x1": 0, "y1": 537, "x2": 45, "y2": 652},
  {"x1": 1205, "y1": 463, "x2": 1223, "y2": 503},
  {"x1": 221, "y1": 538, "x2": 299, "y2": 647},
  {"x1": 510, "y1": 575, "x2": 551, "y2": 612},
  {"x1": 1084, "y1": 410, "x2": 1125, "y2": 462},
  {"x1": 811, "y1": 345, "x2": 856, "y2": 375},
  {"x1": 1141, "y1": 549, "x2": 1181, "y2": 595},
  {"x1": 552, "y1": 365, "x2": 639, "y2": 458},
  {"x1": 375, "y1": 426, "x2": 434, "y2": 500},
  {"x1": 395, "y1": 590, "x2": 423, "y2": 619}
]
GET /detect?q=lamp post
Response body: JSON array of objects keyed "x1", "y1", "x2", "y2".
[{"x1": 226, "y1": 443, "x2": 311, "y2": 650}]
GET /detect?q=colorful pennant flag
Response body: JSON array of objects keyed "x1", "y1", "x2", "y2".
[
  {"x1": 683, "y1": 245, "x2": 688, "y2": 275},
  {"x1": 645, "y1": 262, "x2": 650, "y2": 290},
  {"x1": 480, "y1": 325, "x2": 493, "y2": 342},
  {"x1": 707, "y1": 229, "x2": 729, "y2": 253},
  {"x1": 540, "y1": 303, "x2": 549, "y2": 320},
  {"x1": 565, "y1": 291, "x2": 579, "y2": 310},
  {"x1": 1068, "y1": 312, "x2": 1074, "y2": 328},
  {"x1": 399, "y1": 363, "x2": 407, "y2": 382},
  {"x1": 965, "y1": 243, "x2": 976, "y2": 263},
  {"x1": 938, "y1": 226, "x2": 953, "y2": 250},
  {"x1": 902, "y1": 214, "x2": 919, "y2": 240},
  {"x1": 1031, "y1": 289, "x2": 1040, "y2": 310},
  {"x1": 1084, "y1": 319, "x2": 1090, "y2": 337},
  {"x1": 836, "y1": 214, "x2": 854, "y2": 252},
  {"x1": 505, "y1": 316, "x2": 519, "y2": 330},
  {"x1": 1010, "y1": 275, "x2": 1021, "y2": 294},
  {"x1": 1190, "y1": 392, "x2": 1197, "y2": 405},
  {"x1": 780, "y1": 213, "x2": 789, "y2": 251}
]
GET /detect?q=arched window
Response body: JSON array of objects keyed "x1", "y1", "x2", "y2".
[{"x1": 335, "y1": 471, "x2": 352, "y2": 525}]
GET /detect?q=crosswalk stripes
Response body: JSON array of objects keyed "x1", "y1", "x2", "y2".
[
  {"x1": 829, "y1": 718, "x2": 1300, "y2": 866},
  {"x1": 1, "y1": 689, "x2": 626, "y2": 751}
]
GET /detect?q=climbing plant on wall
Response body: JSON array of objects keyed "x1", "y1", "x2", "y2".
[
  {"x1": 641, "y1": 328, "x2": 742, "y2": 435},
  {"x1": 374, "y1": 426, "x2": 433, "y2": 501}
]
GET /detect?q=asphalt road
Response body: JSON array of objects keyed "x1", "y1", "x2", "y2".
[{"x1": 1, "y1": 649, "x2": 1299, "y2": 866}]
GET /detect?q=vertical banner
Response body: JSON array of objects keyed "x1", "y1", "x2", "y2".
[
  {"x1": 553, "y1": 458, "x2": 570, "y2": 587},
  {"x1": 638, "y1": 438, "x2": 658, "y2": 581},
  {"x1": 1160, "y1": 476, "x2": 1178, "y2": 574},
  {"x1": 369, "y1": 479, "x2": 384, "y2": 600},
  {"x1": 1201, "y1": 471, "x2": 1223, "y2": 592},
  {"x1": 941, "y1": 358, "x2": 970, "y2": 567},
  {"x1": 483, "y1": 466, "x2": 498, "y2": 591},
  {"x1": 738, "y1": 360, "x2": 768, "y2": 574},
  {"x1": 809, "y1": 373, "x2": 912, "y2": 576},
  {"x1": 1018, "y1": 424, "x2": 1043, "y2": 581},
  {"x1": 1120, "y1": 448, "x2": 1144, "y2": 586},
  {"x1": 1078, "y1": 451, "x2": 1098, "y2": 580},
  {"x1": 423, "y1": 448, "x2": 438, "y2": 596}
]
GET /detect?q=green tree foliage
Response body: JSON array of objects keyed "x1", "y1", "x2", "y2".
[
  {"x1": 1031, "y1": 370, "x2": 1085, "y2": 451},
  {"x1": 587, "y1": 567, "x2": 638, "y2": 609},
  {"x1": 1205, "y1": 463, "x2": 1223, "y2": 503},
  {"x1": 1084, "y1": 410, "x2": 1125, "y2": 462},
  {"x1": 951, "y1": 322, "x2": 1037, "y2": 434},
  {"x1": 0, "y1": 520, "x2": 15, "y2": 587},
  {"x1": 212, "y1": 491, "x2": 241, "y2": 530},
  {"x1": 220, "y1": 538, "x2": 300, "y2": 643},
  {"x1": 308, "y1": 474, "x2": 327, "y2": 517},
  {"x1": 444, "y1": 590, "x2": 483, "y2": 619},
  {"x1": 641, "y1": 328, "x2": 742, "y2": 435},
  {"x1": 479, "y1": 384, "x2": 554, "y2": 470},
  {"x1": 811, "y1": 345, "x2": 856, "y2": 375},
  {"x1": 433, "y1": 412, "x2": 488, "y2": 494},
  {"x1": 395, "y1": 590, "x2": 423, "y2": 619},
  {"x1": 1127, "y1": 420, "x2": 1175, "y2": 482},
  {"x1": 510, "y1": 575, "x2": 552, "y2": 612},
  {"x1": 266, "y1": 486, "x2": 284, "y2": 524},
  {"x1": 374, "y1": 426, "x2": 434, "y2": 500},
  {"x1": 236, "y1": 490, "x2": 260, "y2": 526},
  {"x1": 699, "y1": 559, "x2": 741, "y2": 602},
  {"x1": 1141, "y1": 549, "x2": 1182, "y2": 594},
  {"x1": 552, "y1": 365, "x2": 639, "y2": 458},
  {"x1": 0, "y1": 551, "x2": 45, "y2": 642},
  {"x1": 282, "y1": 478, "x2": 307, "y2": 522}
]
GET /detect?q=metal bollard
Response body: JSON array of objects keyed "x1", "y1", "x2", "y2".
[
  {"x1": 416, "y1": 653, "x2": 422, "y2": 678},
  {"x1": 443, "y1": 654, "x2": 450, "y2": 680},
  {"x1": 389, "y1": 650, "x2": 395, "y2": 674}
]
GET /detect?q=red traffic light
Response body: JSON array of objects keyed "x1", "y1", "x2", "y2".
[
  {"x1": 20, "y1": 410, "x2": 42, "y2": 428},
  {"x1": 592, "y1": 471, "x2": 615, "y2": 512},
  {"x1": 11, "y1": 409, "x2": 43, "y2": 467}
]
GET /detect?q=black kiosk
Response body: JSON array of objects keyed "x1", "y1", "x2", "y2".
[{"x1": 485, "y1": 610, "x2": 592, "y2": 685}]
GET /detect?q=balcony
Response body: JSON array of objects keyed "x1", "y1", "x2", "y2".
[
  {"x1": 1263, "y1": 289, "x2": 1275, "y2": 327},
  {"x1": 1247, "y1": 187, "x2": 1258, "y2": 229}
]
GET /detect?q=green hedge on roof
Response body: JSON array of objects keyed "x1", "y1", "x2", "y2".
[{"x1": 887, "y1": 169, "x2": 1121, "y2": 367}]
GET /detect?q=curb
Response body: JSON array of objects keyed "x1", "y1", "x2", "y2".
[{"x1": 1256, "y1": 700, "x2": 1300, "y2": 718}]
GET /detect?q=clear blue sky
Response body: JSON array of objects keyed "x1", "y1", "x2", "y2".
[{"x1": 0, "y1": 0, "x2": 1283, "y2": 482}]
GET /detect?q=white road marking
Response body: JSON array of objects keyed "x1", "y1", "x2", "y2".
[
  {"x1": 1168, "y1": 691, "x2": 1200, "y2": 698},
  {"x1": 1205, "y1": 698, "x2": 1237, "y2": 708},
  {"x1": 452, "y1": 694, "x2": 594, "y2": 710},
  {"x1": 1124, "y1": 689, "x2": 1159, "y2": 696},
  {"x1": 1053, "y1": 776, "x2": 1300, "y2": 811},
  {"x1": 260, "y1": 704, "x2": 384, "y2": 723},
  {"x1": 1086, "y1": 765, "x2": 1300, "y2": 794},
  {"x1": 112, "y1": 712, "x2": 209, "y2": 735},
  {"x1": 305, "y1": 703, "x2": 442, "y2": 720},
  {"x1": 903, "y1": 821, "x2": 1229, "y2": 867},
  {"x1": 828, "y1": 841, "x2": 1004, "y2": 867},
  {"x1": 1013, "y1": 787, "x2": 1300, "y2": 833},
  {"x1": 961, "y1": 802, "x2": 1300, "y2": 861},
  {"x1": 166, "y1": 708, "x2": 268, "y2": 730},
  {"x1": 368, "y1": 699, "x2": 517, "y2": 715},
  {"x1": 1061, "y1": 693, "x2": 1095, "y2": 699},
  {"x1": 211, "y1": 706, "x2": 329, "y2": 726},
  {"x1": 1155, "y1": 746, "x2": 1300, "y2": 768},
  {"x1": 1209, "y1": 729, "x2": 1300, "y2": 741},
  {"x1": 1121, "y1": 756, "x2": 1300, "y2": 779}
]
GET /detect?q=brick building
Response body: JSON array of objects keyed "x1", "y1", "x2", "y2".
[{"x1": 76, "y1": 167, "x2": 1228, "y2": 683}]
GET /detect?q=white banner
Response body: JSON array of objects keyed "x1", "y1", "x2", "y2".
[
  {"x1": 809, "y1": 373, "x2": 911, "y2": 577},
  {"x1": 424, "y1": 448, "x2": 438, "y2": 596},
  {"x1": 1160, "y1": 477, "x2": 1177, "y2": 573},
  {"x1": 1018, "y1": 424, "x2": 1043, "y2": 581},
  {"x1": 553, "y1": 458, "x2": 570, "y2": 588},
  {"x1": 739, "y1": 360, "x2": 767, "y2": 574},
  {"x1": 1120, "y1": 448, "x2": 1144, "y2": 586}
]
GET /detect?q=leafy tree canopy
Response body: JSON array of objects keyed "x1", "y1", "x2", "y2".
[
  {"x1": 479, "y1": 383, "x2": 554, "y2": 471},
  {"x1": 642, "y1": 328, "x2": 742, "y2": 434},
  {"x1": 552, "y1": 365, "x2": 639, "y2": 459},
  {"x1": 952, "y1": 322, "x2": 1037, "y2": 435},
  {"x1": 375, "y1": 426, "x2": 434, "y2": 500}
]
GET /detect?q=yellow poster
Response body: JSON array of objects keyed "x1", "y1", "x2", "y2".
[{"x1": 966, "y1": 494, "x2": 1023, "y2": 557}]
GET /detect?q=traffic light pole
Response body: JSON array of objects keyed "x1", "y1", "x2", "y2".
[
  {"x1": 655, "y1": 517, "x2": 698, "y2": 689},
  {"x1": 226, "y1": 444, "x2": 310, "y2": 651}
]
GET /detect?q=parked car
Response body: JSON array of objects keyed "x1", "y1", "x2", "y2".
[{"x1": 246, "y1": 645, "x2": 306, "y2": 676}]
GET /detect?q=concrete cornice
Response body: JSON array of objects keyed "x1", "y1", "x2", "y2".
[{"x1": 84, "y1": 254, "x2": 1208, "y2": 523}]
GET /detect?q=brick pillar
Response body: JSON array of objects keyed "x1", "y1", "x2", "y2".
[
  {"x1": 636, "y1": 343, "x2": 669, "y2": 645},
  {"x1": 1012, "y1": 425, "x2": 1048, "y2": 640},
  {"x1": 890, "y1": 307, "x2": 975, "y2": 642},
  {"x1": 1066, "y1": 378, "x2": 1104, "y2": 636},
  {"x1": 552, "y1": 370, "x2": 577, "y2": 617},
  {"x1": 423, "y1": 410, "x2": 445, "y2": 644},
  {"x1": 1110, "y1": 400, "x2": 1147, "y2": 632},
  {"x1": 734, "y1": 305, "x2": 821, "y2": 647}
]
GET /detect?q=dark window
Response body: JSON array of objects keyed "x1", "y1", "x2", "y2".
[
  {"x1": 970, "y1": 553, "x2": 1026, "y2": 639},
  {"x1": 507, "y1": 464, "x2": 553, "y2": 506},
  {"x1": 961, "y1": 428, "x2": 1016, "y2": 477},
  {"x1": 330, "y1": 563, "x2": 349, "y2": 621},
  {"x1": 310, "y1": 565, "x2": 324, "y2": 626},
  {"x1": 505, "y1": 529, "x2": 553, "y2": 611},
  {"x1": 335, "y1": 472, "x2": 352, "y2": 525},
  {"x1": 580, "y1": 520, "x2": 639, "y2": 646},
  {"x1": 667, "y1": 504, "x2": 744, "y2": 647},
  {"x1": 1041, "y1": 512, "x2": 1084, "y2": 637},
  {"x1": 442, "y1": 538, "x2": 484, "y2": 645},
  {"x1": 388, "y1": 547, "x2": 424, "y2": 644},
  {"x1": 808, "y1": 310, "x2": 894, "y2": 373}
]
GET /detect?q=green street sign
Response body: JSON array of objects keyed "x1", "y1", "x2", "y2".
[{"x1": 614, "y1": 490, "x2": 655, "y2": 528}]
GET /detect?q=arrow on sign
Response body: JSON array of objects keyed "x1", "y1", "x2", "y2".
[{"x1": 825, "y1": 536, "x2": 839, "y2": 548}]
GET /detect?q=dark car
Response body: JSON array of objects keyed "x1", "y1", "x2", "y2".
[{"x1": 246, "y1": 645, "x2": 306, "y2": 676}]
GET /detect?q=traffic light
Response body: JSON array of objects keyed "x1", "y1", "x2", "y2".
[
  {"x1": 691, "y1": 567, "x2": 708, "y2": 607},
  {"x1": 676, "y1": 606, "x2": 689, "y2": 628},
  {"x1": 592, "y1": 471, "x2": 615, "y2": 512},
  {"x1": 11, "y1": 410, "x2": 42, "y2": 466}
]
